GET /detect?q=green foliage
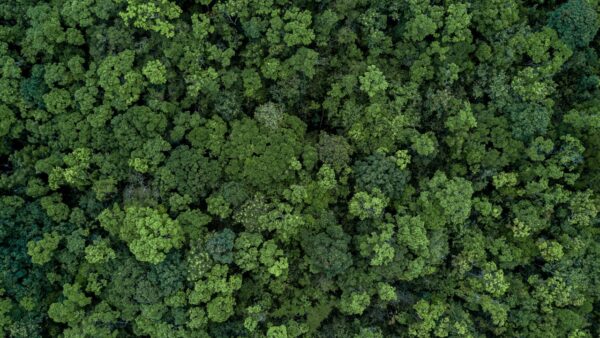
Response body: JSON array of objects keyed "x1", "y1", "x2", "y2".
[
  {"x1": 548, "y1": 0, "x2": 599, "y2": 48},
  {"x1": 118, "y1": 0, "x2": 182, "y2": 37},
  {"x1": 1, "y1": 0, "x2": 599, "y2": 336},
  {"x1": 282, "y1": 8, "x2": 315, "y2": 47},
  {"x1": 27, "y1": 231, "x2": 61, "y2": 265},
  {"x1": 409, "y1": 300, "x2": 448, "y2": 337},
  {"x1": 353, "y1": 152, "x2": 410, "y2": 199},
  {"x1": 267, "y1": 325, "x2": 288, "y2": 338},
  {"x1": 509, "y1": 103, "x2": 553, "y2": 141},
  {"x1": 418, "y1": 171, "x2": 473, "y2": 228},
  {"x1": 20, "y1": 65, "x2": 48, "y2": 108},
  {"x1": 206, "y1": 194, "x2": 232, "y2": 219},
  {"x1": 318, "y1": 132, "x2": 353, "y2": 171},
  {"x1": 301, "y1": 225, "x2": 352, "y2": 278},
  {"x1": 339, "y1": 291, "x2": 371, "y2": 315},
  {"x1": 143, "y1": 60, "x2": 167, "y2": 85},
  {"x1": 377, "y1": 283, "x2": 397, "y2": 302},
  {"x1": 359, "y1": 65, "x2": 389, "y2": 98},
  {"x1": 48, "y1": 283, "x2": 91, "y2": 325},
  {"x1": 0, "y1": 105, "x2": 16, "y2": 138},
  {"x1": 97, "y1": 50, "x2": 143, "y2": 111},
  {"x1": 84, "y1": 239, "x2": 116, "y2": 264},
  {"x1": 358, "y1": 221, "x2": 396, "y2": 266},
  {"x1": 0, "y1": 298, "x2": 12, "y2": 332},
  {"x1": 205, "y1": 229, "x2": 236, "y2": 265},
  {"x1": 99, "y1": 206, "x2": 184, "y2": 264},
  {"x1": 349, "y1": 190, "x2": 388, "y2": 220}
]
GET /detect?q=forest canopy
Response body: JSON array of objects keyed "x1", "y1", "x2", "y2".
[{"x1": 0, "y1": 0, "x2": 599, "y2": 337}]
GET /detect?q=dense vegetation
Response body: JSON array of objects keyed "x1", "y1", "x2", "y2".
[{"x1": 1, "y1": 0, "x2": 599, "y2": 337}]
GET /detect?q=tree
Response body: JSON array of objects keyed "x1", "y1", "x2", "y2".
[
  {"x1": 548, "y1": 0, "x2": 599, "y2": 48},
  {"x1": 282, "y1": 8, "x2": 315, "y2": 47},
  {"x1": 339, "y1": 291, "x2": 370, "y2": 315},
  {"x1": 117, "y1": 0, "x2": 182, "y2": 38},
  {"x1": 99, "y1": 206, "x2": 183, "y2": 264},
  {"x1": 408, "y1": 300, "x2": 448, "y2": 337},
  {"x1": 27, "y1": 231, "x2": 61, "y2": 265},
  {"x1": 2, "y1": 0, "x2": 600, "y2": 336},
  {"x1": 205, "y1": 229, "x2": 236, "y2": 265},
  {"x1": 417, "y1": 171, "x2": 473, "y2": 228},
  {"x1": 143, "y1": 60, "x2": 167, "y2": 85},
  {"x1": 267, "y1": 325, "x2": 288, "y2": 338},
  {"x1": 359, "y1": 65, "x2": 388, "y2": 98},
  {"x1": 318, "y1": 132, "x2": 353, "y2": 171},
  {"x1": 48, "y1": 283, "x2": 91, "y2": 325},
  {"x1": 301, "y1": 225, "x2": 352, "y2": 278},
  {"x1": 234, "y1": 232, "x2": 263, "y2": 272},
  {"x1": 349, "y1": 190, "x2": 388, "y2": 220},
  {"x1": 84, "y1": 239, "x2": 116, "y2": 264},
  {"x1": 97, "y1": 50, "x2": 143, "y2": 111},
  {"x1": 353, "y1": 152, "x2": 410, "y2": 200}
]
